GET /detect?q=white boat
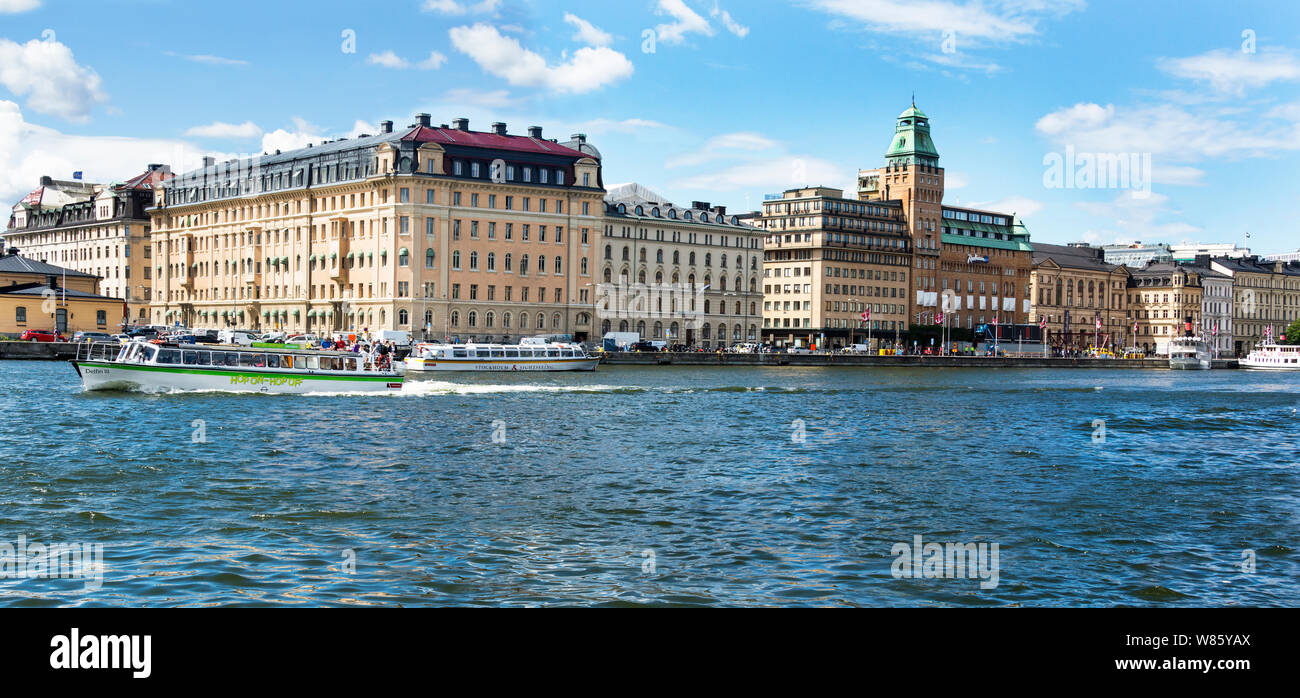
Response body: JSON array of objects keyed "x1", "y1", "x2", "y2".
[
  {"x1": 405, "y1": 338, "x2": 599, "y2": 372},
  {"x1": 72, "y1": 341, "x2": 405, "y2": 393},
  {"x1": 1240, "y1": 342, "x2": 1300, "y2": 371},
  {"x1": 1168, "y1": 336, "x2": 1212, "y2": 370}
]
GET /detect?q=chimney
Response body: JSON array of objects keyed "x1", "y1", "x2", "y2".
[
  {"x1": 528, "y1": 126, "x2": 543, "y2": 138},
  {"x1": 570, "y1": 133, "x2": 587, "y2": 144},
  {"x1": 452, "y1": 118, "x2": 470, "y2": 131},
  {"x1": 40, "y1": 176, "x2": 52, "y2": 186},
  {"x1": 713, "y1": 205, "x2": 727, "y2": 216},
  {"x1": 416, "y1": 113, "x2": 431, "y2": 127},
  {"x1": 492, "y1": 122, "x2": 507, "y2": 135},
  {"x1": 380, "y1": 120, "x2": 394, "y2": 134},
  {"x1": 691, "y1": 201, "x2": 710, "y2": 211},
  {"x1": 202, "y1": 156, "x2": 215, "y2": 168},
  {"x1": 46, "y1": 274, "x2": 58, "y2": 290}
]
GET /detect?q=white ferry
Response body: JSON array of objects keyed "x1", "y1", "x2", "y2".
[
  {"x1": 1168, "y1": 336, "x2": 1212, "y2": 370},
  {"x1": 1240, "y1": 343, "x2": 1300, "y2": 371},
  {"x1": 72, "y1": 341, "x2": 404, "y2": 393},
  {"x1": 405, "y1": 338, "x2": 600, "y2": 372}
]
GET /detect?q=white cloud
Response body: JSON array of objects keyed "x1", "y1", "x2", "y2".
[
  {"x1": 422, "y1": 0, "x2": 499, "y2": 15},
  {"x1": 572, "y1": 118, "x2": 672, "y2": 135},
  {"x1": 441, "y1": 87, "x2": 519, "y2": 108},
  {"x1": 1157, "y1": 48, "x2": 1300, "y2": 95},
  {"x1": 164, "y1": 51, "x2": 250, "y2": 67},
  {"x1": 969, "y1": 195, "x2": 1043, "y2": 219},
  {"x1": 419, "y1": 51, "x2": 448, "y2": 70},
  {"x1": 564, "y1": 13, "x2": 613, "y2": 48},
  {"x1": 0, "y1": 0, "x2": 40, "y2": 13},
  {"x1": 0, "y1": 37, "x2": 107, "y2": 122},
  {"x1": 711, "y1": 3, "x2": 750, "y2": 38},
  {"x1": 367, "y1": 51, "x2": 410, "y2": 69},
  {"x1": 183, "y1": 121, "x2": 263, "y2": 140},
  {"x1": 655, "y1": 0, "x2": 714, "y2": 44},
  {"x1": 809, "y1": 0, "x2": 1083, "y2": 41},
  {"x1": 448, "y1": 23, "x2": 634, "y2": 94},
  {"x1": 666, "y1": 131, "x2": 776, "y2": 168},
  {"x1": 0, "y1": 100, "x2": 225, "y2": 204},
  {"x1": 1035, "y1": 101, "x2": 1300, "y2": 160},
  {"x1": 261, "y1": 117, "x2": 325, "y2": 154},
  {"x1": 672, "y1": 155, "x2": 845, "y2": 192},
  {"x1": 1073, "y1": 192, "x2": 1201, "y2": 239}
]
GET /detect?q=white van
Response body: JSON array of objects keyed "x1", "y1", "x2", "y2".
[
  {"x1": 373, "y1": 329, "x2": 411, "y2": 347},
  {"x1": 844, "y1": 344, "x2": 873, "y2": 354},
  {"x1": 218, "y1": 329, "x2": 258, "y2": 346}
]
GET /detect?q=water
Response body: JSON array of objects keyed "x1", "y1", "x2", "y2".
[{"x1": 1, "y1": 360, "x2": 1297, "y2": 607}]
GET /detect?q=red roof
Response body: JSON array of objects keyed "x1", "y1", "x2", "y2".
[
  {"x1": 399, "y1": 125, "x2": 588, "y2": 158},
  {"x1": 117, "y1": 168, "x2": 174, "y2": 191}
]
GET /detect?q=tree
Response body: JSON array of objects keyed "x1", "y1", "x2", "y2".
[{"x1": 1285, "y1": 318, "x2": 1300, "y2": 345}]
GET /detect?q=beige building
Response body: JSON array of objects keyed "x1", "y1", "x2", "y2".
[
  {"x1": 1128, "y1": 262, "x2": 1208, "y2": 355},
  {"x1": 757, "y1": 186, "x2": 910, "y2": 348},
  {"x1": 0, "y1": 251, "x2": 125, "y2": 336},
  {"x1": 1211, "y1": 256, "x2": 1300, "y2": 355},
  {"x1": 5, "y1": 166, "x2": 170, "y2": 325},
  {"x1": 599, "y1": 184, "x2": 763, "y2": 348},
  {"x1": 149, "y1": 116, "x2": 605, "y2": 341},
  {"x1": 1031, "y1": 243, "x2": 1130, "y2": 349}
]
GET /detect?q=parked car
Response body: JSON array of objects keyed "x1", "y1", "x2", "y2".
[
  {"x1": 629, "y1": 341, "x2": 660, "y2": 352},
  {"x1": 786, "y1": 346, "x2": 812, "y2": 354},
  {"x1": 668, "y1": 344, "x2": 689, "y2": 353},
  {"x1": 72, "y1": 331, "x2": 114, "y2": 343},
  {"x1": 20, "y1": 329, "x2": 66, "y2": 342},
  {"x1": 218, "y1": 329, "x2": 258, "y2": 346}
]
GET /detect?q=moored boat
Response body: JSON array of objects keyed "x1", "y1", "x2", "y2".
[
  {"x1": 1168, "y1": 336, "x2": 1212, "y2": 370},
  {"x1": 1240, "y1": 342, "x2": 1300, "y2": 371},
  {"x1": 405, "y1": 337, "x2": 599, "y2": 372},
  {"x1": 71, "y1": 341, "x2": 404, "y2": 393}
]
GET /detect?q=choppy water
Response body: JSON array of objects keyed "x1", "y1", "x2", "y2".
[{"x1": 1, "y1": 360, "x2": 1297, "y2": 606}]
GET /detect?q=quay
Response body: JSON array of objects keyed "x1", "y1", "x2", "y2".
[{"x1": 600, "y1": 352, "x2": 1240, "y2": 370}]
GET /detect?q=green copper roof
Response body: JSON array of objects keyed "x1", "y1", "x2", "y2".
[
  {"x1": 899, "y1": 104, "x2": 927, "y2": 119},
  {"x1": 886, "y1": 102, "x2": 939, "y2": 160}
]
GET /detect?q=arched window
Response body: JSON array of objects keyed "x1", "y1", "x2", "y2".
[
  {"x1": 425, "y1": 310, "x2": 433, "y2": 327},
  {"x1": 689, "y1": 252, "x2": 696, "y2": 265},
  {"x1": 505, "y1": 253, "x2": 513, "y2": 271},
  {"x1": 604, "y1": 267, "x2": 612, "y2": 283},
  {"x1": 552, "y1": 313, "x2": 561, "y2": 329},
  {"x1": 538, "y1": 256, "x2": 547, "y2": 274},
  {"x1": 618, "y1": 320, "x2": 629, "y2": 332},
  {"x1": 520, "y1": 255, "x2": 530, "y2": 275},
  {"x1": 673, "y1": 251, "x2": 680, "y2": 265},
  {"x1": 469, "y1": 251, "x2": 479, "y2": 270},
  {"x1": 485, "y1": 312, "x2": 495, "y2": 328},
  {"x1": 603, "y1": 320, "x2": 612, "y2": 334},
  {"x1": 399, "y1": 309, "x2": 409, "y2": 325},
  {"x1": 451, "y1": 310, "x2": 460, "y2": 326},
  {"x1": 503, "y1": 312, "x2": 512, "y2": 329},
  {"x1": 637, "y1": 320, "x2": 647, "y2": 335},
  {"x1": 622, "y1": 246, "x2": 630, "y2": 261},
  {"x1": 705, "y1": 253, "x2": 712, "y2": 267},
  {"x1": 604, "y1": 244, "x2": 612, "y2": 260},
  {"x1": 487, "y1": 252, "x2": 496, "y2": 271},
  {"x1": 452, "y1": 250, "x2": 461, "y2": 269},
  {"x1": 398, "y1": 249, "x2": 409, "y2": 267},
  {"x1": 656, "y1": 249, "x2": 664, "y2": 263},
  {"x1": 468, "y1": 311, "x2": 478, "y2": 327},
  {"x1": 555, "y1": 257, "x2": 563, "y2": 275},
  {"x1": 580, "y1": 257, "x2": 588, "y2": 275},
  {"x1": 426, "y1": 248, "x2": 435, "y2": 268}
]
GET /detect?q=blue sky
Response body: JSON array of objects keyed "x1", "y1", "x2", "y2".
[{"x1": 2, "y1": 0, "x2": 1298, "y2": 253}]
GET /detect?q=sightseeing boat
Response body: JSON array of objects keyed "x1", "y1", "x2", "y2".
[
  {"x1": 1240, "y1": 343, "x2": 1300, "y2": 371},
  {"x1": 1168, "y1": 336, "x2": 1212, "y2": 370},
  {"x1": 71, "y1": 341, "x2": 404, "y2": 393},
  {"x1": 404, "y1": 338, "x2": 600, "y2": 372}
]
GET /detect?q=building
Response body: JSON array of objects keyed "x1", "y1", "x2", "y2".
[
  {"x1": 1263, "y1": 249, "x2": 1300, "y2": 263},
  {"x1": 1210, "y1": 256, "x2": 1300, "y2": 355},
  {"x1": 0, "y1": 249, "x2": 125, "y2": 336},
  {"x1": 857, "y1": 103, "x2": 1033, "y2": 333},
  {"x1": 148, "y1": 116, "x2": 605, "y2": 342},
  {"x1": 5, "y1": 166, "x2": 171, "y2": 325},
  {"x1": 1169, "y1": 243, "x2": 1250, "y2": 262},
  {"x1": 1128, "y1": 262, "x2": 1210, "y2": 356},
  {"x1": 1182, "y1": 257, "x2": 1234, "y2": 356},
  {"x1": 599, "y1": 184, "x2": 764, "y2": 348},
  {"x1": 756, "y1": 186, "x2": 909, "y2": 348},
  {"x1": 1030, "y1": 243, "x2": 1130, "y2": 350},
  {"x1": 1102, "y1": 242, "x2": 1172, "y2": 267}
]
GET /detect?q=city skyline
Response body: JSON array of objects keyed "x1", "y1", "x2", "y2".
[{"x1": 2, "y1": 0, "x2": 1298, "y2": 255}]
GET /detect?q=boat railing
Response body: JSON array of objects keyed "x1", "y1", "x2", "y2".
[{"x1": 75, "y1": 341, "x2": 125, "y2": 362}]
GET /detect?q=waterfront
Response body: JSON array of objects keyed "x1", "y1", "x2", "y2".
[{"x1": 1, "y1": 360, "x2": 1297, "y2": 607}]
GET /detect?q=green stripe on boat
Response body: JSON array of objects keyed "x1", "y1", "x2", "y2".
[{"x1": 77, "y1": 361, "x2": 398, "y2": 382}]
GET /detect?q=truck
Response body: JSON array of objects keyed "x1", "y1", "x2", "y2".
[{"x1": 602, "y1": 332, "x2": 640, "y2": 352}]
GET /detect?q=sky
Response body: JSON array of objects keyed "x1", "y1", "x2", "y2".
[{"x1": 2, "y1": 0, "x2": 1298, "y2": 254}]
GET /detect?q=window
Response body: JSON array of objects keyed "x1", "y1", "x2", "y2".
[
  {"x1": 15, "y1": 306, "x2": 26, "y2": 323},
  {"x1": 426, "y1": 249, "x2": 435, "y2": 268}
]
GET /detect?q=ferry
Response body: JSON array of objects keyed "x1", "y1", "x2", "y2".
[
  {"x1": 1168, "y1": 336, "x2": 1212, "y2": 370},
  {"x1": 1240, "y1": 343, "x2": 1300, "y2": 371},
  {"x1": 405, "y1": 338, "x2": 600, "y2": 372},
  {"x1": 71, "y1": 341, "x2": 404, "y2": 393}
]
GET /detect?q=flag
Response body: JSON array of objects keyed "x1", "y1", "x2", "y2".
[
  {"x1": 1133, "y1": 321, "x2": 1138, "y2": 335},
  {"x1": 1213, "y1": 324, "x2": 1218, "y2": 337},
  {"x1": 936, "y1": 312, "x2": 944, "y2": 324},
  {"x1": 993, "y1": 315, "x2": 999, "y2": 326},
  {"x1": 1039, "y1": 317, "x2": 1047, "y2": 329},
  {"x1": 861, "y1": 309, "x2": 869, "y2": 322},
  {"x1": 1096, "y1": 317, "x2": 1102, "y2": 330},
  {"x1": 73, "y1": 171, "x2": 83, "y2": 180}
]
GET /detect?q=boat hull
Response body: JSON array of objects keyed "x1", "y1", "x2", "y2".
[
  {"x1": 1239, "y1": 361, "x2": 1300, "y2": 371},
  {"x1": 404, "y1": 357, "x2": 600, "y2": 372},
  {"x1": 74, "y1": 361, "x2": 404, "y2": 393},
  {"x1": 1169, "y1": 357, "x2": 1211, "y2": 370}
]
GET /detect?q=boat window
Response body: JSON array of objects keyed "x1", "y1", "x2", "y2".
[
  {"x1": 453, "y1": 349, "x2": 468, "y2": 358},
  {"x1": 182, "y1": 350, "x2": 198, "y2": 365},
  {"x1": 562, "y1": 350, "x2": 574, "y2": 358},
  {"x1": 253, "y1": 354, "x2": 267, "y2": 368},
  {"x1": 239, "y1": 353, "x2": 254, "y2": 367},
  {"x1": 142, "y1": 345, "x2": 158, "y2": 362},
  {"x1": 346, "y1": 358, "x2": 358, "y2": 371},
  {"x1": 491, "y1": 349, "x2": 505, "y2": 358},
  {"x1": 157, "y1": 349, "x2": 180, "y2": 364},
  {"x1": 267, "y1": 354, "x2": 281, "y2": 369},
  {"x1": 475, "y1": 350, "x2": 490, "y2": 358},
  {"x1": 547, "y1": 349, "x2": 559, "y2": 358},
  {"x1": 505, "y1": 349, "x2": 520, "y2": 358},
  {"x1": 300, "y1": 356, "x2": 317, "y2": 370},
  {"x1": 196, "y1": 351, "x2": 211, "y2": 365},
  {"x1": 225, "y1": 352, "x2": 240, "y2": 367},
  {"x1": 281, "y1": 355, "x2": 294, "y2": 369}
]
